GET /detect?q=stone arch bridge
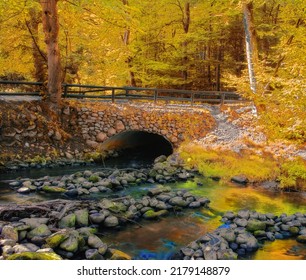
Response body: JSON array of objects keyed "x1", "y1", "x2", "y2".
[{"x1": 72, "y1": 102, "x2": 215, "y2": 153}]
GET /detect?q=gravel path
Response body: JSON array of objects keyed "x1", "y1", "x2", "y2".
[{"x1": 195, "y1": 104, "x2": 306, "y2": 160}]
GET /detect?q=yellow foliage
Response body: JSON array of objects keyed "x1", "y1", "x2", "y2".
[
  {"x1": 180, "y1": 144, "x2": 306, "y2": 191},
  {"x1": 279, "y1": 158, "x2": 306, "y2": 191},
  {"x1": 180, "y1": 144, "x2": 280, "y2": 182}
]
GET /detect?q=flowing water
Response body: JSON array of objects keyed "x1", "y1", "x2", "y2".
[{"x1": 0, "y1": 164, "x2": 305, "y2": 260}]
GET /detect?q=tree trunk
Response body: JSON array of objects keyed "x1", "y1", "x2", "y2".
[
  {"x1": 243, "y1": 1, "x2": 258, "y2": 93},
  {"x1": 216, "y1": 45, "x2": 222, "y2": 91},
  {"x1": 122, "y1": 0, "x2": 136, "y2": 87},
  {"x1": 40, "y1": 0, "x2": 62, "y2": 107},
  {"x1": 207, "y1": 43, "x2": 211, "y2": 89},
  {"x1": 182, "y1": 2, "x2": 190, "y2": 89},
  {"x1": 26, "y1": 8, "x2": 47, "y2": 83}
]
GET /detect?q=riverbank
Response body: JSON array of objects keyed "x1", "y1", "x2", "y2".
[{"x1": 179, "y1": 105, "x2": 306, "y2": 192}]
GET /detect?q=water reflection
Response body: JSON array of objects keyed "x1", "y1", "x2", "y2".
[{"x1": 253, "y1": 239, "x2": 306, "y2": 260}]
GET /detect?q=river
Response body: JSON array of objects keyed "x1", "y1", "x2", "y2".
[{"x1": 0, "y1": 162, "x2": 305, "y2": 260}]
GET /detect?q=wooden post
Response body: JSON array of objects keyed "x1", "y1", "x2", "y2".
[
  {"x1": 111, "y1": 88, "x2": 115, "y2": 103},
  {"x1": 154, "y1": 90, "x2": 158, "y2": 104},
  {"x1": 191, "y1": 92, "x2": 194, "y2": 107},
  {"x1": 63, "y1": 84, "x2": 68, "y2": 98},
  {"x1": 221, "y1": 93, "x2": 225, "y2": 105}
]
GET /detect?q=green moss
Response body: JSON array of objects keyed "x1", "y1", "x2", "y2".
[
  {"x1": 46, "y1": 231, "x2": 70, "y2": 248},
  {"x1": 84, "y1": 151, "x2": 106, "y2": 163},
  {"x1": 246, "y1": 219, "x2": 266, "y2": 232},
  {"x1": 88, "y1": 175, "x2": 100, "y2": 183},
  {"x1": 7, "y1": 252, "x2": 62, "y2": 260},
  {"x1": 58, "y1": 214, "x2": 76, "y2": 228},
  {"x1": 143, "y1": 210, "x2": 169, "y2": 219},
  {"x1": 74, "y1": 209, "x2": 89, "y2": 227},
  {"x1": 42, "y1": 186, "x2": 66, "y2": 193},
  {"x1": 27, "y1": 224, "x2": 52, "y2": 239}
]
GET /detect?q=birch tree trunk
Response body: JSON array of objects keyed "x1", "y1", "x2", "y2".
[
  {"x1": 40, "y1": 0, "x2": 62, "y2": 107},
  {"x1": 122, "y1": 0, "x2": 136, "y2": 87},
  {"x1": 243, "y1": 1, "x2": 258, "y2": 93}
]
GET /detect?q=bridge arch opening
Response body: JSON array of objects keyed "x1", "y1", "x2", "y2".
[{"x1": 101, "y1": 130, "x2": 173, "y2": 165}]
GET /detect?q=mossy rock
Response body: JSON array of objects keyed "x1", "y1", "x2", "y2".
[
  {"x1": 108, "y1": 202, "x2": 127, "y2": 213},
  {"x1": 148, "y1": 169, "x2": 157, "y2": 178},
  {"x1": 59, "y1": 232, "x2": 80, "y2": 253},
  {"x1": 77, "y1": 227, "x2": 98, "y2": 237},
  {"x1": 42, "y1": 186, "x2": 66, "y2": 193},
  {"x1": 148, "y1": 186, "x2": 171, "y2": 196},
  {"x1": 143, "y1": 210, "x2": 169, "y2": 220},
  {"x1": 219, "y1": 229, "x2": 236, "y2": 243},
  {"x1": 289, "y1": 227, "x2": 300, "y2": 235},
  {"x1": 296, "y1": 235, "x2": 306, "y2": 243},
  {"x1": 246, "y1": 219, "x2": 266, "y2": 232},
  {"x1": 20, "y1": 218, "x2": 49, "y2": 229},
  {"x1": 1, "y1": 225, "x2": 19, "y2": 241},
  {"x1": 107, "y1": 249, "x2": 131, "y2": 260},
  {"x1": 253, "y1": 230, "x2": 266, "y2": 237},
  {"x1": 219, "y1": 250, "x2": 238, "y2": 260},
  {"x1": 74, "y1": 209, "x2": 89, "y2": 227},
  {"x1": 88, "y1": 175, "x2": 100, "y2": 183},
  {"x1": 7, "y1": 252, "x2": 62, "y2": 260},
  {"x1": 27, "y1": 224, "x2": 52, "y2": 239},
  {"x1": 46, "y1": 230, "x2": 70, "y2": 248},
  {"x1": 58, "y1": 213, "x2": 76, "y2": 228}
]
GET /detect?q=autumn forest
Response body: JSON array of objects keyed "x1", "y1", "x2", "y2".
[{"x1": 0, "y1": 0, "x2": 306, "y2": 263}]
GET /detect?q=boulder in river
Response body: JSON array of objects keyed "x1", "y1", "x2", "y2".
[
  {"x1": 27, "y1": 224, "x2": 52, "y2": 239},
  {"x1": 169, "y1": 197, "x2": 188, "y2": 207},
  {"x1": 1, "y1": 226, "x2": 19, "y2": 242},
  {"x1": 89, "y1": 213, "x2": 105, "y2": 224},
  {"x1": 103, "y1": 216, "x2": 119, "y2": 227},
  {"x1": 20, "y1": 218, "x2": 49, "y2": 230},
  {"x1": 45, "y1": 230, "x2": 70, "y2": 248},
  {"x1": 231, "y1": 175, "x2": 248, "y2": 185},
  {"x1": 59, "y1": 232, "x2": 80, "y2": 253},
  {"x1": 85, "y1": 249, "x2": 104, "y2": 260},
  {"x1": 296, "y1": 235, "x2": 306, "y2": 243},
  {"x1": 17, "y1": 187, "x2": 31, "y2": 194},
  {"x1": 7, "y1": 252, "x2": 62, "y2": 260},
  {"x1": 74, "y1": 209, "x2": 89, "y2": 227},
  {"x1": 246, "y1": 219, "x2": 266, "y2": 232},
  {"x1": 58, "y1": 214, "x2": 76, "y2": 228},
  {"x1": 88, "y1": 235, "x2": 104, "y2": 249}
]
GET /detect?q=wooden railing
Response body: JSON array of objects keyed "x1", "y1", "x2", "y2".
[{"x1": 0, "y1": 80, "x2": 245, "y2": 105}]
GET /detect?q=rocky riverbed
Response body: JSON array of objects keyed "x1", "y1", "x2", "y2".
[
  {"x1": 7, "y1": 154, "x2": 196, "y2": 198},
  {"x1": 0, "y1": 184, "x2": 210, "y2": 260},
  {"x1": 175, "y1": 210, "x2": 306, "y2": 260}
]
